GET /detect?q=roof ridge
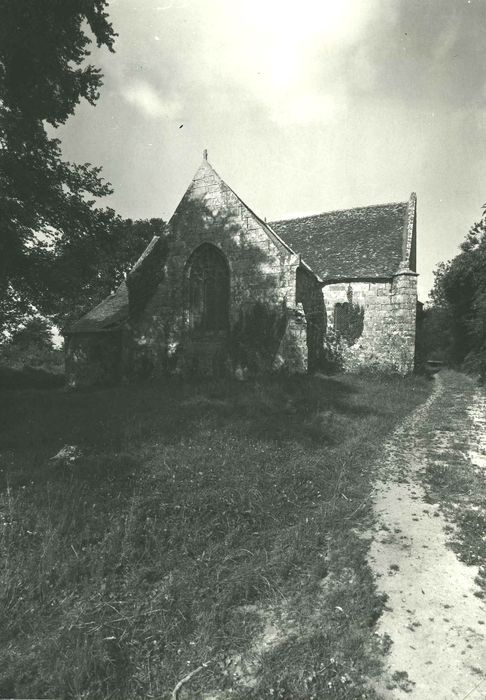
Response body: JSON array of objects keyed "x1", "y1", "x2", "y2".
[{"x1": 270, "y1": 200, "x2": 409, "y2": 225}]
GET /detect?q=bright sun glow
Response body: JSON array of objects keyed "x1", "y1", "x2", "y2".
[{"x1": 208, "y1": 0, "x2": 375, "y2": 123}]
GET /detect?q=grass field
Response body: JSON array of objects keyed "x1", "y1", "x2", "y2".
[{"x1": 0, "y1": 372, "x2": 431, "y2": 699}]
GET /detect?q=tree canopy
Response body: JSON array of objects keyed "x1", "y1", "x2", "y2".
[
  {"x1": 0, "y1": 0, "x2": 120, "y2": 333},
  {"x1": 429, "y1": 214, "x2": 486, "y2": 377},
  {"x1": 44, "y1": 217, "x2": 167, "y2": 329}
]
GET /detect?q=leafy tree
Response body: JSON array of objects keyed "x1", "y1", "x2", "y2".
[
  {"x1": 0, "y1": 317, "x2": 64, "y2": 373},
  {"x1": 0, "y1": 0, "x2": 117, "y2": 333},
  {"x1": 42, "y1": 217, "x2": 167, "y2": 329},
  {"x1": 415, "y1": 303, "x2": 452, "y2": 367},
  {"x1": 10, "y1": 317, "x2": 52, "y2": 349},
  {"x1": 230, "y1": 301, "x2": 288, "y2": 372},
  {"x1": 429, "y1": 214, "x2": 486, "y2": 377}
]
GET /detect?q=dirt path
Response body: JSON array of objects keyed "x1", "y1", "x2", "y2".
[{"x1": 369, "y1": 373, "x2": 486, "y2": 699}]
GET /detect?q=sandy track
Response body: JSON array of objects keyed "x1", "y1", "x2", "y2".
[{"x1": 369, "y1": 374, "x2": 486, "y2": 699}]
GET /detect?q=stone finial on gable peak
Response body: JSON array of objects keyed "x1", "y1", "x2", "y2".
[{"x1": 190, "y1": 149, "x2": 217, "y2": 183}]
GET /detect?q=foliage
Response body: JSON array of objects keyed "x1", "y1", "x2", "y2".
[
  {"x1": 0, "y1": 318, "x2": 63, "y2": 374},
  {"x1": 10, "y1": 317, "x2": 52, "y2": 349},
  {"x1": 230, "y1": 301, "x2": 288, "y2": 372},
  {"x1": 334, "y1": 289, "x2": 365, "y2": 347},
  {"x1": 322, "y1": 290, "x2": 365, "y2": 373},
  {"x1": 429, "y1": 215, "x2": 486, "y2": 378},
  {"x1": 127, "y1": 232, "x2": 169, "y2": 318},
  {"x1": 320, "y1": 328, "x2": 346, "y2": 373},
  {"x1": 0, "y1": 0, "x2": 117, "y2": 333},
  {"x1": 44, "y1": 217, "x2": 166, "y2": 330},
  {"x1": 414, "y1": 304, "x2": 452, "y2": 368},
  {"x1": 0, "y1": 372, "x2": 431, "y2": 699},
  {"x1": 340, "y1": 301, "x2": 365, "y2": 346}
]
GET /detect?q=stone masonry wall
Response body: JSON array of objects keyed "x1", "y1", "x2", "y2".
[
  {"x1": 127, "y1": 160, "x2": 308, "y2": 376},
  {"x1": 324, "y1": 272, "x2": 417, "y2": 374}
]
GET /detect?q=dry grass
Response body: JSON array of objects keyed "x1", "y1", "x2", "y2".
[{"x1": 0, "y1": 372, "x2": 431, "y2": 699}]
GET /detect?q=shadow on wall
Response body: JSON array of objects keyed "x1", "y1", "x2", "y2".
[
  {"x1": 128, "y1": 196, "x2": 323, "y2": 379},
  {"x1": 296, "y1": 267, "x2": 328, "y2": 373}
]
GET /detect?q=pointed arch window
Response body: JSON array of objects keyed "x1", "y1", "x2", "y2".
[{"x1": 187, "y1": 244, "x2": 229, "y2": 332}]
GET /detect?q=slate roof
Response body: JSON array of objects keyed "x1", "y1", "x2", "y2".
[
  {"x1": 66, "y1": 281, "x2": 128, "y2": 334},
  {"x1": 270, "y1": 201, "x2": 410, "y2": 281}
]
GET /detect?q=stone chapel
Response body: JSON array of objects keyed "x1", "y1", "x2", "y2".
[{"x1": 65, "y1": 153, "x2": 418, "y2": 387}]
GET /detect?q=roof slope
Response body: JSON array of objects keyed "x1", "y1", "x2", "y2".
[
  {"x1": 270, "y1": 201, "x2": 410, "y2": 281},
  {"x1": 67, "y1": 281, "x2": 128, "y2": 334}
]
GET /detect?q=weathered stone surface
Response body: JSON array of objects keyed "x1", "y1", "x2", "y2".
[{"x1": 324, "y1": 273, "x2": 417, "y2": 374}]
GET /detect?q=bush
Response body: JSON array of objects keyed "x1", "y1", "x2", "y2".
[
  {"x1": 229, "y1": 301, "x2": 288, "y2": 373},
  {"x1": 319, "y1": 329, "x2": 345, "y2": 373},
  {"x1": 463, "y1": 346, "x2": 486, "y2": 383},
  {"x1": 0, "y1": 318, "x2": 63, "y2": 376}
]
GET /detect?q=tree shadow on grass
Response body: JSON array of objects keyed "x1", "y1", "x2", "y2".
[
  {"x1": 213, "y1": 373, "x2": 376, "y2": 445},
  {"x1": 0, "y1": 370, "x2": 427, "y2": 700},
  {"x1": 0, "y1": 371, "x2": 382, "y2": 490}
]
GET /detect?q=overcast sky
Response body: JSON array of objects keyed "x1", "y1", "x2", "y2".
[{"x1": 56, "y1": 0, "x2": 486, "y2": 299}]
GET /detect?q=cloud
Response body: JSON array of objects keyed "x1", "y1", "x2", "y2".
[
  {"x1": 122, "y1": 80, "x2": 181, "y2": 119},
  {"x1": 345, "y1": 0, "x2": 486, "y2": 107},
  {"x1": 196, "y1": 0, "x2": 379, "y2": 125},
  {"x1": 102, "y1": 0, "x2": 383, "y2": 127}
]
